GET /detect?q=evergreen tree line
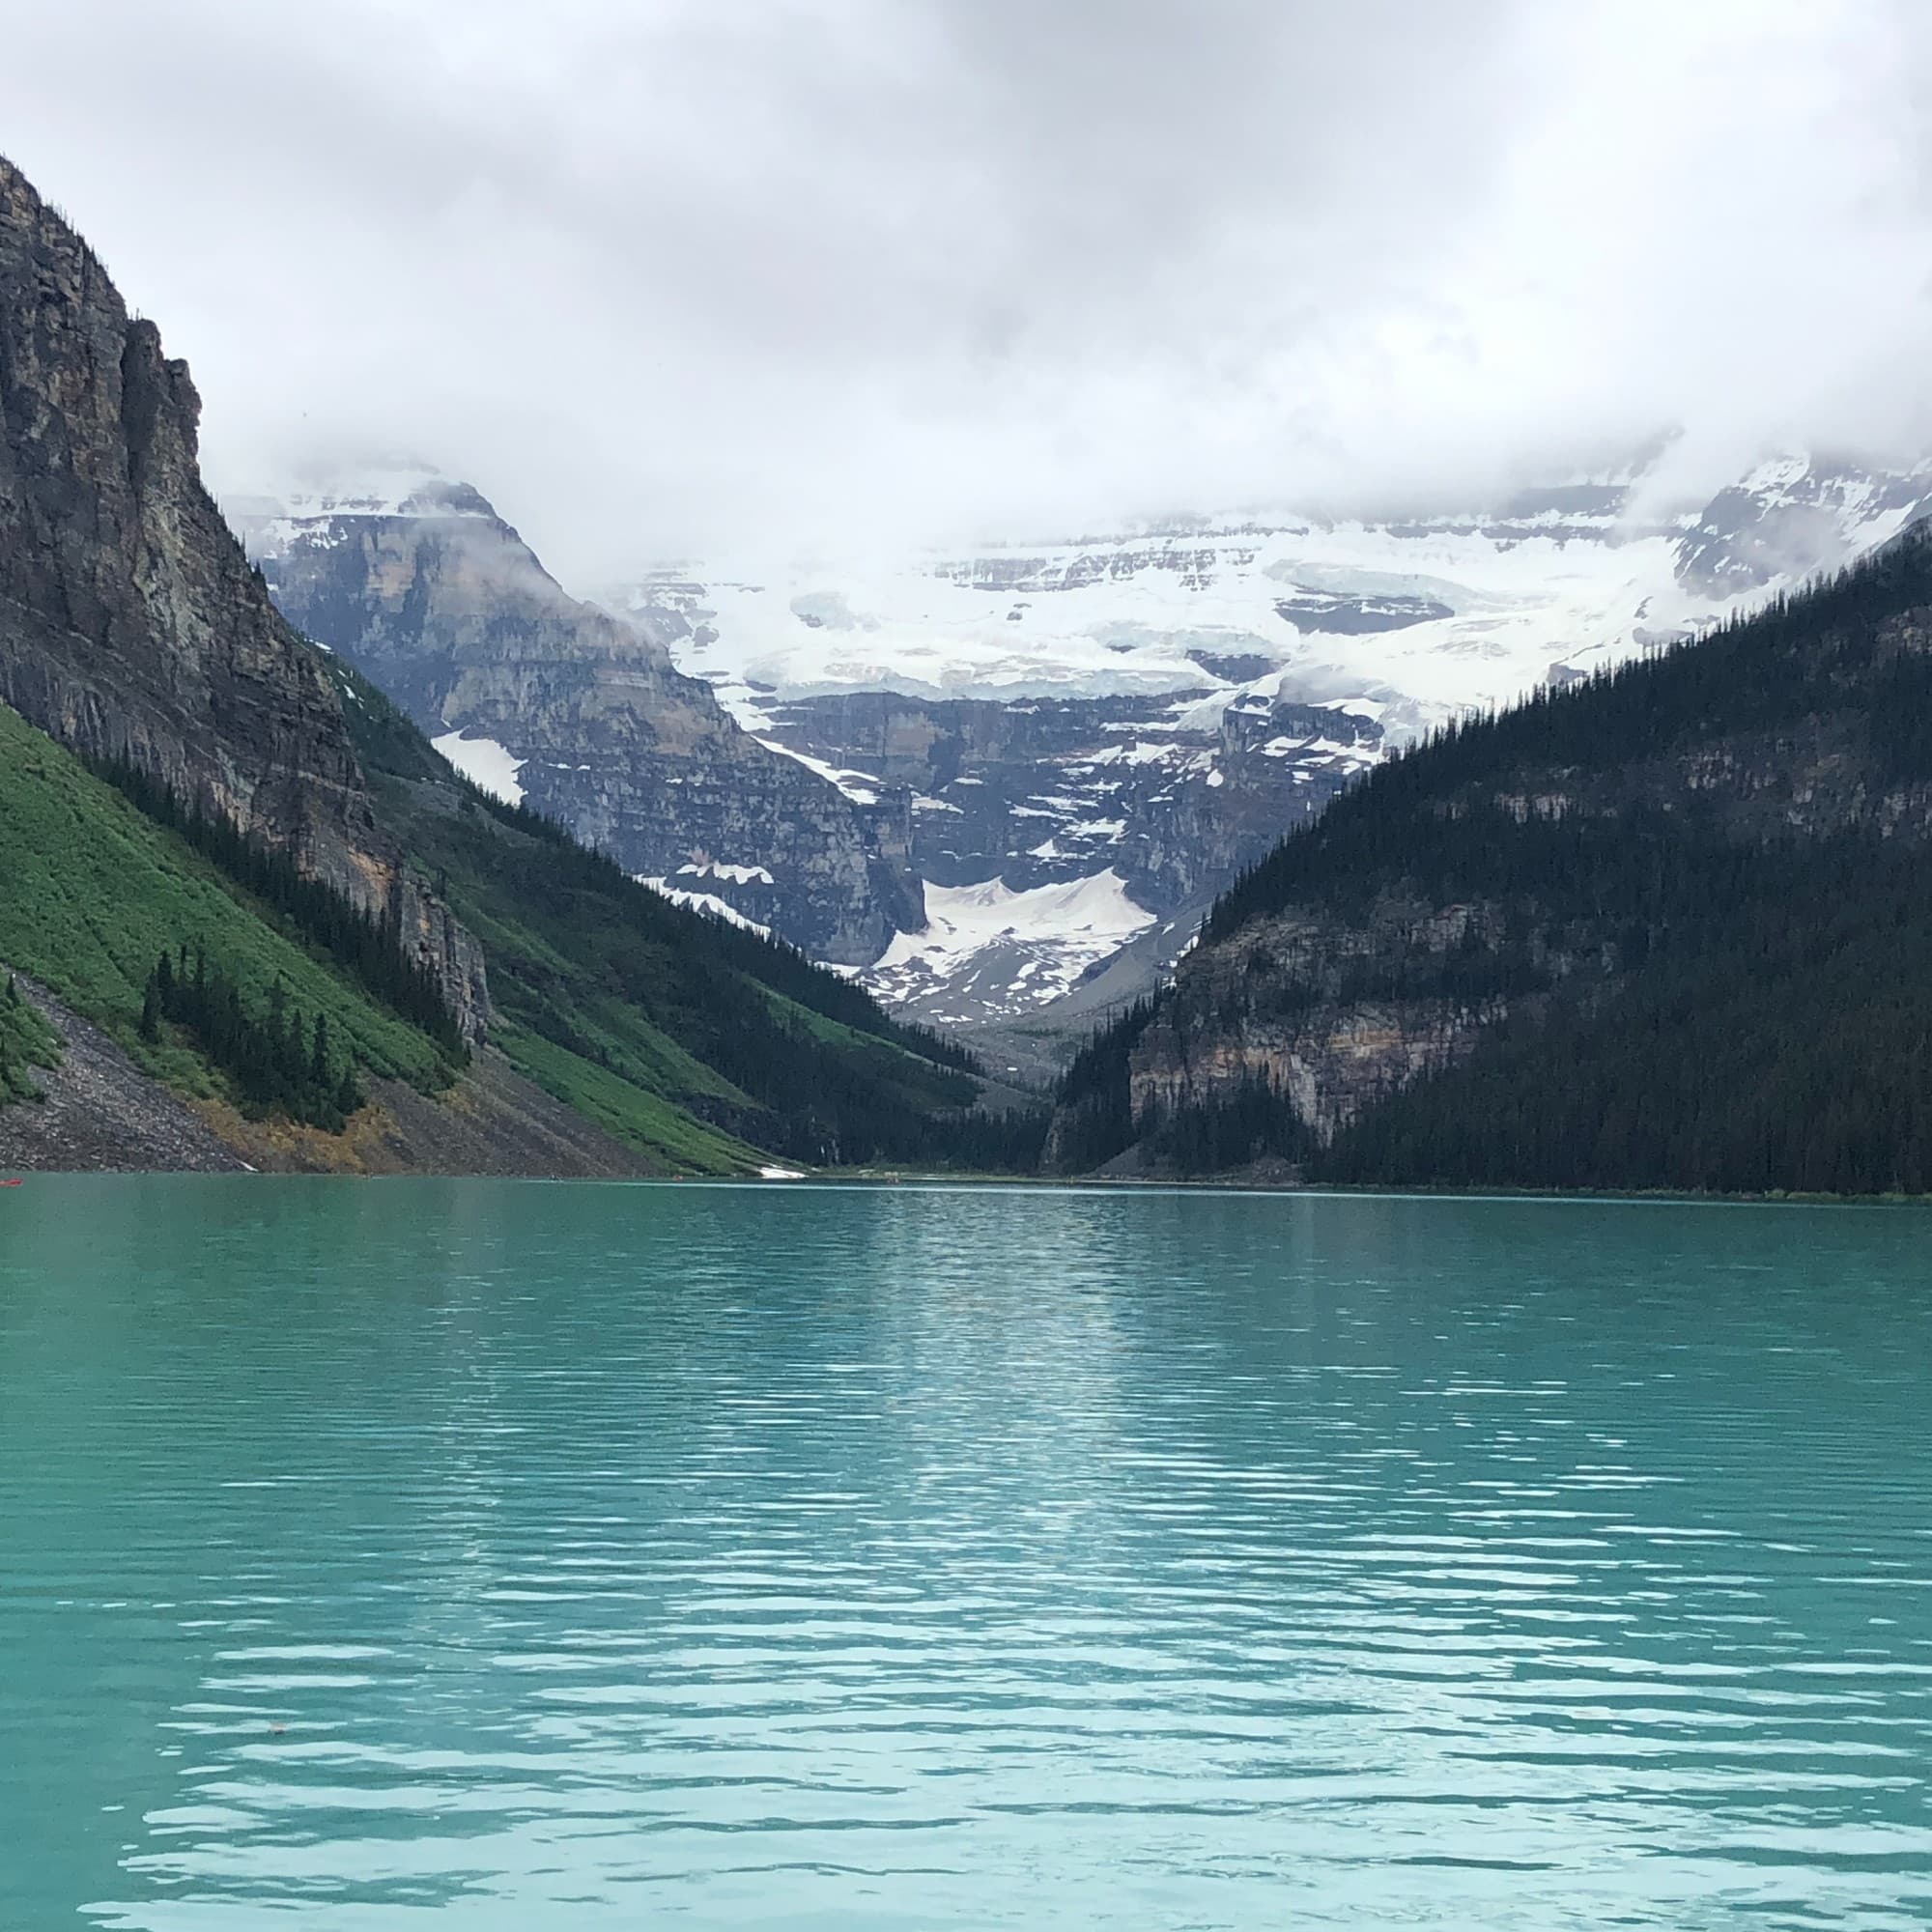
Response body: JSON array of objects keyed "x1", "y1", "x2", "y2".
[
  {"x1": 741, "y1": 1026, "x2": 1046, "y2": 1169},
  {"x1": 94, "y1": 753, "x2": 468, "y2": 1061},
  {"x1": 1136, "y1": 1073, "x2": 1315, "y2": 1174},
  {"x1": 1320, "y1": 838, "x2": 1932, "y2": 1195},
  {"x1": 139, "y1": 947, "x2": 364, "y2": 1131},
  {"x1": 1051, "y1": 998, "x2": 1157, "y2": 1171},
  {"x1": 744, "y1": 1047, "x2": 1049, "y2": 1170}
]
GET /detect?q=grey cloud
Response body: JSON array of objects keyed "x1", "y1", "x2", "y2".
[{"x1": 1, "y1": 0, "x2": 1928, "y2": 582}]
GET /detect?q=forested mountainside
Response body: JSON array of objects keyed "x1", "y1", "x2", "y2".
[
  {"x1": 0, "y1": 155, "x2": 1010, "y2": 1175},
  {"x1": 1049, "y1": 526, "x2": 1932, "y2": 1195},
  {"x1": 237, "y1": 482, "x2": 923, "y2": 966}
]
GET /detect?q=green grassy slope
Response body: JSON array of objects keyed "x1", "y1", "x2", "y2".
[
  {"x1": 0, "y1": 675, "x2": 1030, "y2": 1173},
  {"x1": 0, "y1": 700, "x2": 456, "y2": 1108},
  {"x1": 334, "y1": 668, "x2": 1021, "y2": 1171}
]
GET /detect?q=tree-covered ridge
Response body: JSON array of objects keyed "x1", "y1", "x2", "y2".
[
  {"x1": 1323, "y1": 844, "x2": 1932, "y2": 1195},
  {"x1": 333, "y1": 665, "x2": 1040, "y2": 1170},
  {"x1": 1054, "y1": 525, "x2": 1932, "y2": 1193}
]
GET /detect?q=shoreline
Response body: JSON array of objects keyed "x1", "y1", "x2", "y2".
[{"x1": 5, "y1": 1161, "x2": 1929, "y2": 1208}]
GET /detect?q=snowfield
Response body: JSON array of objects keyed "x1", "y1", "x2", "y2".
[
  {"x1": 624, "y1": 523, "x2": 1690, "y2": 745},
  {"x1": 433, "y1": 730, "x2": 526, "y2": 808},
  {"x1": 864, "y1": 869, "x2": 1157, "y2": 1025},
  {"x1": 615, "y1": 455, "x2": 1932, "y2": 748}
]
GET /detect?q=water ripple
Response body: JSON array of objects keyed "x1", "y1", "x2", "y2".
[{"x1": 3, "y1": 1179, "x2": 1931, "y2": 1928}]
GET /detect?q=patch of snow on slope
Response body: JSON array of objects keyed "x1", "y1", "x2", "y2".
[
  {"x1": 864, "y1": 869, "x2": 1156, "y2": 1023},
  {"x1": 677, "y1": 861, "x2": 776, "y2": 886},
  {"x1": 433, "y1": 730, "x2": 526, "y2": 807},
  {"x1": 753, "y1": 739, "x2": 882, "y2": 805},
  {"x1": 634, "y1": 877, "x2": 774, "y2": 937}
]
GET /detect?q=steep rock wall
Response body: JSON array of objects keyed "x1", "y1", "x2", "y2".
[{"x1": 0, "y1": 156, "x2": 488, "y2": 1038}]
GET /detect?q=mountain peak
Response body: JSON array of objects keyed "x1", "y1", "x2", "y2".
[{"x1": 229, "y1": 472, "x2": 499, "y2": 528}]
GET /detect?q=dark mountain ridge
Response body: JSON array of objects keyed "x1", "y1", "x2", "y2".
[{"x1": 1049, "y1": 524, "x2": 1932, "y2": 1193}]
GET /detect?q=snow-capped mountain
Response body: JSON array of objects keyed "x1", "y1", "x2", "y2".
[
  {"x1": 230, "y1": 478, "x2": 923, "y2": 965},
  {"x1": 1674, "y1": 457, "x2": 1932, "y2": 599},
  {"x1": 226, "y1": 450, "x2": 1932, "y2": 1048},
  {"x1": 605, "y1": 452, "x2": 1932, "y2": 1032}
]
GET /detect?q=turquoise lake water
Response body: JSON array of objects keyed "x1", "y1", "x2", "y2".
[{"x1": 2, "y1": 1178, "x2": 1930, "y2": 1928}]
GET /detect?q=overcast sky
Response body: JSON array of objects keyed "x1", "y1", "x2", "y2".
[{"x1": 5, "y1": 0, "x2": 1931, "y2": 582}]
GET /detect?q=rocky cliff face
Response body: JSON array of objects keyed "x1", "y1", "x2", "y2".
[
  {"x1": 237, "y1": 484, "x2": 922, "y2": 964},
  {"x1": 0, "y1": 156, "x2": 488, "y2": 1039},
  {"x1": 1117, "y1": 897, "x2": 1528, "y2": 1158},
  {"x1": 761, "y1": 688, "x2": 1381, "y2": 912},
  {"x1": 750, "y1": 685, "x2": 1380, "y2": 1025}
]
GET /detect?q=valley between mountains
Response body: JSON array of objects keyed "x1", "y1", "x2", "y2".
[
  {"x1": 237, "y1": 451, "x2": 1930, "y2": 1049},
  {"x1": 8, "y1": 143, "x2": 1932, "y2": 1194}
]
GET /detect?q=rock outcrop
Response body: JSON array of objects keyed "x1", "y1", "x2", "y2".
[
  {"x1": 238, "y1": 484, "x2": 923, "y2": 964},
  {"x1": 1121, "y1": 897, "x2": 1520, "y2": 1149},
  {"x1": 0, "y1": 156, "x2": 489, "y2": 1039}
]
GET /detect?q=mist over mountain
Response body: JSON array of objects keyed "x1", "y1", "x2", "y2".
[{"x1": 5, "y1": 2, "x2": 1932, "y2": 582}]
